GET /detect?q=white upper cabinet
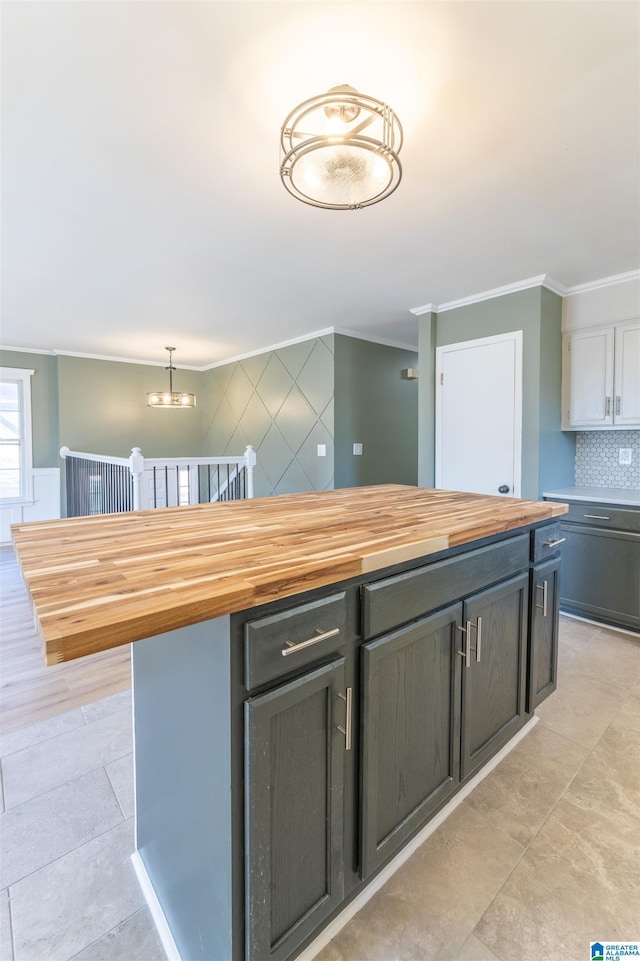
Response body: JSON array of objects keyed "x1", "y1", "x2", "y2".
[
  {"x1": 562, "y1": 320, "x2": 639, "y2": 430},
  {"x1": 614, "y1": 322, "x2": 640, "y2": 426}
]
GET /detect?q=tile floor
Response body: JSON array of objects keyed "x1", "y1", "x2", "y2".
[{"x1": 0, "y1": 617, "x2": 638, "y2": 961}]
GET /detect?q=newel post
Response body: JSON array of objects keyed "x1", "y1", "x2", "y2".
[
  {"x1": 244, "y1": 445, "x2": 256, "y2": 499},
  {"x1": 130, "y1": 447, "x2": 144, "y2": 511}
]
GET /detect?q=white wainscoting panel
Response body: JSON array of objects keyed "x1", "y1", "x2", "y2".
[{"x1": 1, "y1": 468, "x2": 61, "y2": 543}]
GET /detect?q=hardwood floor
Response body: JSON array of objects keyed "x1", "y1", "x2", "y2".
[{"x1": 0, "y1": 545, "x2": 131, "y2": 735}]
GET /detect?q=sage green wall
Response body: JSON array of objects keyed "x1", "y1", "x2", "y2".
[
  {"x1": 201, "y1": 336, "x2": 335, "y2": 497},
  {"x1": 57, "y1": 355, "x2": 204, "y2": 457},
  {"x1": 334, "y1": 335, "x2": 418, "y2": 488},
  {"x1": 0, "y1": 349, "x2": 59, "y2": 467},
  {"x1": 538, "y1": 287, "x2": 575, "y2": 492},
  {"x1": 419, "y1": 287, "x2": 574, "y2": 499},
  {"x1": 417, "y1": 313, "x2": 437, "y2": 488}
]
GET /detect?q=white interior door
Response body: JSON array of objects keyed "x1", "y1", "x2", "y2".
[{"x1": 435, "y1": 331, "x2": 522, "y2": 497}]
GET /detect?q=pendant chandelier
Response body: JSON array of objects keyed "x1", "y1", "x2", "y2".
[
  {"x1": 280, "y1": 84, "x2": 403, "y2": 210},
  {"x1": 147, "y1": 347, "x2": 196, "y2": 408}
]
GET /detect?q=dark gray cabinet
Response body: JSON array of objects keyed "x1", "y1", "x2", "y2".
[
  {"x1": 245, "y1": 657, "x2": 348, "y2": 961},
  {"x1": 360, "y1": 603, "x2": 462, "y2": 878},
  {"x1": 528, "y1": 556, "x2": 561, "y2": 709},
  {"x1": 360, "y1": 547, "x2": 530, "y2": 878},
  {"x1": 544, "y1": 499, "x2": 640, "y2": 632},
  {"x1": 561, "y1": 526, "x2": 639, "y2": 631},
  {"x1": 460, "y1": 573, "x2": 529, "y2": 779}
]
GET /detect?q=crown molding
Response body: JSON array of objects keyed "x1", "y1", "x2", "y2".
[
  {"x1": 408, "y1": 303, "x2": 435, "y2": 317},
  {"x1": 202, "y1": 328, "x2": 336, "y2": 370},
  {"x1": 0, "y1": 345, "x2": 203, "y2": 369},
  {"x1": 0, "y1": 326, "x2": 416, "y2": 371},
  {"x1": 0, "y1": 344, "x2": 57, "y2": 356},
  {"x1": 408, "y1": 270, "x2": 640, "y2": 316},
  {"x1": 333, "y1": 327, "x2": 418, "y2": 352},
  {"x1": 430, "y1": 275, "x2": 567, "y2": 315},
  {"x1": 563, "y1": 268, "x2": 640, "y2": 297},
  {"x1": 540, "y1": 275, "x2": 567, "y2": 297}
]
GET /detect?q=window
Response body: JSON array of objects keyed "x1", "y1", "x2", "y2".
[{"x1": 0, "y1": 367, "x2": 34, "y2": 503}]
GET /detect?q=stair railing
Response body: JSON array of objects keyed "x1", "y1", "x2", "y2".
[{"x1": 60, "y1": 445, "x2": 256, "y2": 516}]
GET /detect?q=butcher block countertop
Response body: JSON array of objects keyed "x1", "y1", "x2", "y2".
[{"x1": 11, "y1": 485, "x2": 568, "y2": 666}]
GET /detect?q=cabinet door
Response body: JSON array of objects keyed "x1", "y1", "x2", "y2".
[
  {"x1": 614, "y1": 321, "x2": 640, "y2": 426},
  {"x1": 566, "y1": 327, "x2": 614, "y2": 427},
  {"x1": 360, "y1": 603, "x2": 462, "y2": 879},
  {"x1": 528, "y1": 557, "x2": 561, "y2": 710},
  {"x1": 460, "y1": 573, "x2": 528, "y2": 780},
  {"x1": 245, "y1": 658, "x2": 347, "y2": 961},
  {"x1": 560, "y1": 524, "x2": 640, "y2": 631}
]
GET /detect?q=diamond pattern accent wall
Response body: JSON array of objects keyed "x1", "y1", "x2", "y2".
[
  {"x1": 202, "y1": 336, "x2": 335, "y2": 497},
  {"x1": 575, "y1": 430, "x2": 640, "y2": 489}
]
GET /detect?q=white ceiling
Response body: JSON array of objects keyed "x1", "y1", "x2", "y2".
[{"x1": 1, "y1": 1, "x2": 639, "y2": 368}]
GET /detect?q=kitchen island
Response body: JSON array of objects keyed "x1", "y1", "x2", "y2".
[{"x1": 12, "y1": 485, "x2": 568, "y2": 961}]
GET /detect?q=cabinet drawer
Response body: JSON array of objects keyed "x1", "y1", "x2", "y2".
[
  {"x1": 245, "y1": 592, "x2": 347, "y2": 690},
  {"x1": 561, "y1": 503, "x2": 640, "y2": 532},
  {"x1": 531, "y1": 522, "x2": 565, "y2": 562},
  {"x1": 362, "y1": 533, "x2": 529, "y2": 639}
]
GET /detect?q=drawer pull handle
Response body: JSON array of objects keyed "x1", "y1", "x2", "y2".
[
  {"x1": 582, "y1": 514, "x2": 609, "y2": 521},
  {"x1": 616, "y1": 395, "x2": 621, "y2": 416},
  {"x1": 456, "y1": 621, "x2": 472, "y2": 667},
  {"x1": 475, "y1": 617, "x2": 482, "y2": 663},
  {"x1": 535, "y1": 580, "x2": 548, "y2": 617},
  {"x1": 281, "y1": 627, "x2": 340, "y2": 657},
  {"x1": 543, "y1": 537, "x2": 566, "y2": 548},
  {"x1": 605, "y1": 396, "x2": 611, "y2": 416},
  {"x1": 337, "y1": 687, "x2": 352, "y2": 750}
]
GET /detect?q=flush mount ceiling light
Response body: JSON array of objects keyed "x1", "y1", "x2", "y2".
[
  {"x1": 147, "y1": 347, "x2": 196, "y2": 408},
  {"x1": 280, "y1": 84, "x2": 403, "y2": 210}
]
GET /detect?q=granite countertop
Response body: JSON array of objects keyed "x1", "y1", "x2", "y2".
[
  {"x1": 11, "y1": 485, "x2": 567, "y2": 666},
  {"x1": 543, "y1": 486, "x2": 640, "y2": 507}
]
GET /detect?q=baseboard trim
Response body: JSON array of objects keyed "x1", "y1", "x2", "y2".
[
  {"x1": 131, "y1": 851, "x2": 181, "y2": 961},
  {"x1": 560, "y1": 610, "x2": 640, "y2": 638},
  {"x1": 132, "y1": 715, "x2": 538, "y2": 961}
]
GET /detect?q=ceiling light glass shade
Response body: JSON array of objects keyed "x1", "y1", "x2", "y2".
[
  {"x1": 280, "y1": 85, "x2": 403, "y2": 210},
  {"x1": 147, "y1": 391, "x2": 197, "y2": 408},
  {"x1": 147, "y1": 348, "x2": 196, "y2": 408}
]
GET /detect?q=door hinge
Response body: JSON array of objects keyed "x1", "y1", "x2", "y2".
[{"x1": 440, "y1": 372, "x2": 444, "y2": 386}]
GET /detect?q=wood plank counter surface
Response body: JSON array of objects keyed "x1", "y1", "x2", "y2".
[{"x1": 11, "y1": 485, "x2": 568, "y2": 665}]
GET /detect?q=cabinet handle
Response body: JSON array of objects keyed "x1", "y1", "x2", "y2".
[
  {"x1": 456, "y1": 621, "x2": 472, "y2": 667},
  {"x1": 475, "y1": 617, "x2": 482, "y2": 663},
  {"x1": 605, "y1": 396, "x2": 611, "y2": 416},
  {"x1": 543, "y1": 537, "x2": 566, "y2": 548},
  {"x1": 582, "y1": 514, "x2": 609, "y2": 521},
  {"x1": 535, "y1": 580, "x2": 548, "y2": 617},
  {"x1": 337, "y1": 687, "x2": 352, "y2": 750},
  {"x1": 281, "y1": 627, "x2": 340, "y2": 657},
  {"x1": 616, "y1": 395, "x2": 621, "y2": 416}
]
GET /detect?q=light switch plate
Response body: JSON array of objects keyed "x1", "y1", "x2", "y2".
[
  {"x1": 353, "y1": 443, "x2": 363, "y2": 456},
  {"x1": 317, "y1": 444, "x2": 326, "y2": 457},
  {"x1": 619, "y1": 448, "x2": 632, "y2": 465}
]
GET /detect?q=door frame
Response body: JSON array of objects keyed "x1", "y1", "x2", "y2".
[{"x1": 435, "y1": 330, "x2": 523, "y2": 498}]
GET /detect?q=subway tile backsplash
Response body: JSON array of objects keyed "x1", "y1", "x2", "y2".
[{"x1": 575, "y1": 430, "x2": 640, "y2": 489}]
